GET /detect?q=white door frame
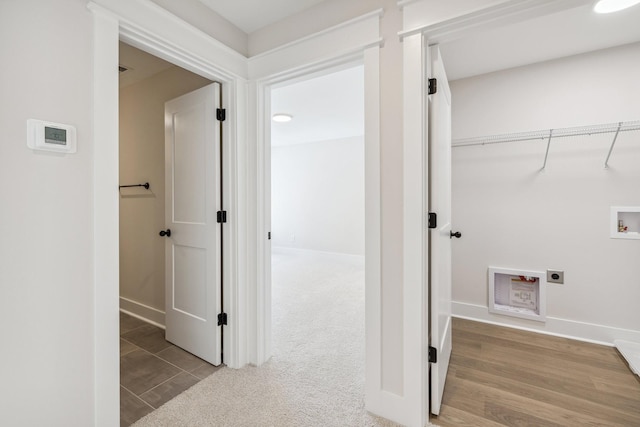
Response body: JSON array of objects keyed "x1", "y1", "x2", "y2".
[
  {"x1": 251, "y1": 45, "x2": 388, "y2": 419},
  {"x1": 90, "y1": 2, "x2": 246, "y2": 425},
  {"x1": 252, "y1": 53, "x2": 373, "y2": 365},
  {"x1": 398, "y1": 1, "x2": 596, "y2": 425},
  {"x1": 246, "y1": 15, "x2": 385, "y2": 417}
]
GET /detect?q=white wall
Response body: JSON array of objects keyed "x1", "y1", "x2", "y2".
[
  {"x1": 150, "y1": 0, "x2": 248, "y2": 56},
  {"x1": 119, "y1": 63, "x2": 211, "y2": 323},
  {"x1": 248, "y1": 0, "x2": 377, "y2": 56},
  {"x1": 0, "y1": 0, "x2": 95, "y2": 425},
  {"x1": 271, "y1": 137, "x2": 365, "y2": 255},
  {"x1": 378, "y1": 0, "x2": 405, "y2": 396},
  {"x1": 451, "y1": 42, "x2": 640, "y2": 340}
]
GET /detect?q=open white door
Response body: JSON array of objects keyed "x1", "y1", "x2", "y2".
[
  {"x1": 428, "y1": 45, "x2": 453, "y2": 415},
  {"x1": 163, "y1": 82, "x2": 222, "y2": 366}
]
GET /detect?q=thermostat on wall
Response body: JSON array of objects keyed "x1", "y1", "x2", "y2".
[{"x1": 27, "y1": 119, "x2": 77, "y2": 153}]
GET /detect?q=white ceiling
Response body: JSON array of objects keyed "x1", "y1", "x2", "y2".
[
  {"x1": 271, "y1": 65, "x2": 364, "y2": 146},
  {"x1": 197, "y1": 0, "x2": 327, "y2": 33},
  {"x1": 440, "y1": 2, "x2": 640, "y2": 81}
]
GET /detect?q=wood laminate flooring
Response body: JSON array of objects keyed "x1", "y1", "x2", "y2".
[{"x1": 432, "y1": 318, "x2": 640, "y2": 427}]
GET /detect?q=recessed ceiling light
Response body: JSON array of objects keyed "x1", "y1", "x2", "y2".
[
  {"x1": 272, "y1": 113, "x2": 293, "y2": 123},
  {"x1": 594, "y1": 0, "x2": 640, "y2": 13}
]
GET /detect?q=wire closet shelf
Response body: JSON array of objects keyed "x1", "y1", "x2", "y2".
[{"x1": 451, "y1": 120, "x2": 640, "y2": 169}]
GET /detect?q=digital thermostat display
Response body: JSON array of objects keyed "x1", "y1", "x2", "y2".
[
  {"x1": 44, "y1": 127, "x2": 67, "y2": 145},
  {"x1": 27, "y1": 119, "x2": 76, "y2": 153}
]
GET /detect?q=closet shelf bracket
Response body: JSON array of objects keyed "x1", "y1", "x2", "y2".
[
  {"x1": 541, "y1": 130, "x2": 553, "y2": 171},
  {"x1": 604, "y1": 122, "x2": 623, "y2": 169}
]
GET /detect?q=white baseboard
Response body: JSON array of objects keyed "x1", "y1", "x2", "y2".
[
  {"x1": 120, "y1": 296, "x2": 165, "y2": 329},
  {"x1": 452, "y1": 301, "x2": 640, "y2": 346}
]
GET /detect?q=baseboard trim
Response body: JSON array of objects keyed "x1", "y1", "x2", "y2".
[
  {"x1": 452, "y1": 301, "x2": 640, "y2": 346},
  {"x1": 119, "y1": 297, "x2": 165, "y2": 329}
]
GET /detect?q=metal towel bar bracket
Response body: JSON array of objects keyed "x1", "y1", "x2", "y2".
[{"x1": 119, "y1": 182, "x2": 150, "y2": 190}]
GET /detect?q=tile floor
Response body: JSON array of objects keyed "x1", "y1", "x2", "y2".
[{"x1": 120, "y1": 312, "x2": 221, "y2": 426}]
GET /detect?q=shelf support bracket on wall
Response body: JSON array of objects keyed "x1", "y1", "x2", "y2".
[
  {"x1": 604, "y1": 122, "x2": 623, "y2": 169},
  {"x1": 541, "y1": 130, "x2": 553, "y2": 171}
]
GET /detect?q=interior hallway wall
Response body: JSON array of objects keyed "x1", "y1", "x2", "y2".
[
  {"x1": 150, "y1": 0, "x2": 248, "y2": 56},
  {"x1": 119, "y1": 62, "x2": 210, "y2": 323},
  {"x1": 0, "y1": 0, "x2": 95, "y2": 425},
  {"x1": 271, "y1": 136, "x2": 365, "y2": 255},
  {"x1": 451, "y1": 42, "x2": 640, "y2": 338}
]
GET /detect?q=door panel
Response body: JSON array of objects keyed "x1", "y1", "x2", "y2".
[
  {"x1": 172, "y1": 105, "x2": 207, "y2": 224},
  {"x1": 173, "y1": 245, "x2": 207, "y2": 320},
  {"x1": 164, "y1": 82, "x2": 222, "y2": 366},
  {"x1": 429, "y1": 45, "x2": 453, "y2": 416}
]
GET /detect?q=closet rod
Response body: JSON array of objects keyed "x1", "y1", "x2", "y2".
[{"x1": 452, "y1": 120, "x2": 640, "y2": 148}]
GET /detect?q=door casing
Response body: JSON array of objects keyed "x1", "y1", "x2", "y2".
[
  {"x1": 91, "y1": 5, "x2": 242, "y2": 425},
  {"x1": 253, "y1": 56, "x2": 369, "y2": 365}
]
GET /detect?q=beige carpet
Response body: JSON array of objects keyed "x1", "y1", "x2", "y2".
[{"x1": 133, "y1": 249, "x2": 433, "y2": 427}]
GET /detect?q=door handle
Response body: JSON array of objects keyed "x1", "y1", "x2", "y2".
[
  {"x1": 159, "y1": 229, "x2": 171, "y2": 237},
  {"x1": 450, "y1": 231, "x2": 461, "y2": 239}
]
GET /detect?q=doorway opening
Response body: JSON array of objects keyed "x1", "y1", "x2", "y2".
[
  {"x1": 117, "y1": 41, "x2": 224, "y2": 426},
  {"x1": 424, "y1": 2, "x2": 640, "y2": 424},
  {"x1": 268, "y1": 64, "x2": 367, "y2": 399}
]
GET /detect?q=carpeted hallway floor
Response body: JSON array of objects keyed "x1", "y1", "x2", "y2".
[{"x1": 133, "y1": 248, "x2": 414, "y2": 426}]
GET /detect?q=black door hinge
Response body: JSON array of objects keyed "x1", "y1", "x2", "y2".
[
  {"x1": 217, "y1": 211, "x2": 227, "y2": 223},
  {"x1": 268, "y1": 232, "x2": 271, "y2": 240},
  {"x1": 428, "y1": 78, "x2": 437, "y2": 95},
  {"x1": 217, "y1": 312, "x2": 228, "y2": 326},
  {"x1": 428, "y1": 212, "x2": 437, "y2": 229},
  {"x1": 429, "y1": 346, "x2": 437, "y2": 363},
  {"x1": 216, "y1": 108, "x2": 226, "y2": 122}
]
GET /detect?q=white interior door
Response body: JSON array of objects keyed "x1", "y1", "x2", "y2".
[
  {"x1": 164, "y1": 82, "x2": 222, "y2": 366},
  {"x1": 428, "y1": 45, "x2": 453, "y2": 416}
]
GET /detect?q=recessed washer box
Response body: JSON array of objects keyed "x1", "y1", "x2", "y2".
[
  {"x1": 27, "y1": 119, "x2": 77, "y2": 154},
  {"x1": 611, "y1": 206, "x2": 640, "y2": 240},
  {"x1": 489, "y1": 267, "x2": 546, "y2": 322}
]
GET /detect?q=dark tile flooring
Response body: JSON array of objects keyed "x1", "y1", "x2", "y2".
[{"x1": 120, "y1": 312, "x2": 221, "y2": 426}]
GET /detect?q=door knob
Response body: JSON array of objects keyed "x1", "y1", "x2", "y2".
[
  {"x1": 450, "y1": 231, "x2": 461, "y2": 239},
  {"x1": 159, "y1": 229, "x2": 171, "y2": 237}
]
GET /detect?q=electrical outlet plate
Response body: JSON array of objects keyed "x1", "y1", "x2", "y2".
[{"x1": 547, "y1": 269, "x2": 564, "y2": 284}]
